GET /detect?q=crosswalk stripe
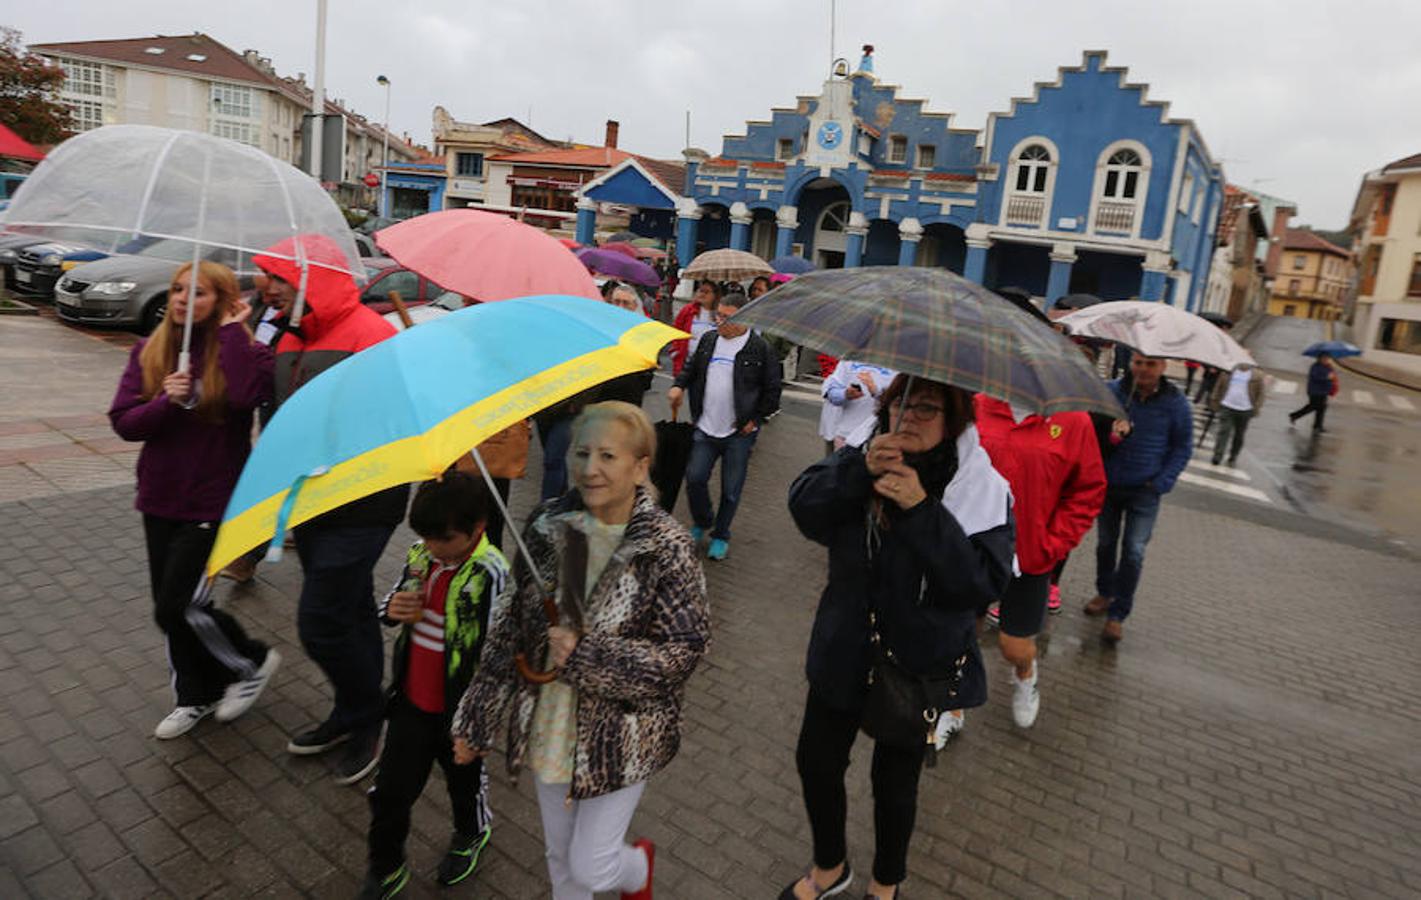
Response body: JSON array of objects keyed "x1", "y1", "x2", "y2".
[
  {"x1": 1388, "y1": 395, "x2": 1416, "y2": 411},
  {"x1": 1177, "y1": 471, "x2": 1272, "y2": 503},
  {"x1": 1187, "y1": 459, "x2": 1252, "y2": 482},
  {"x1": 1352, "y1": 389, "x2": 1375, "y2": 406},
  {"x1": 1270, "y1": 380, "x2": 1299, "y2": 395}
]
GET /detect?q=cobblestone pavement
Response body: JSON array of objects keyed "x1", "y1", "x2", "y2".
[{"x1": 2, "y1": 387, "x2": 1420, "y2": 900}]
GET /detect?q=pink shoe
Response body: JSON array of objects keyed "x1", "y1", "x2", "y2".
[{"x1": 1047, "y1": 584, "x2": 1062, "y2": 615}]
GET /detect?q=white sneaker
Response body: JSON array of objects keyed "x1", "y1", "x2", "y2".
[
  {"x1": 1012, "y1": 663, "x2": 1040, "y2": 728},
  {"x1": 154, "y1": 704, "x2": 214, "y2": 740},
  {"x1": 933, "y1": 710, "x2": 964, "y2": 749},
  {"x1": 215, "y1": 649, "x2": 282, "y2": 723}
]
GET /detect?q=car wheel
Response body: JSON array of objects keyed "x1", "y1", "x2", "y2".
[{"x1": 140, "y1": 295, "x2": 167, "y2": 335}]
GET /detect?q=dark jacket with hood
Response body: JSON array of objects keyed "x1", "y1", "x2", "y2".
[
  {"x1": 253, "y1": 235, "x2": 409, "y2": 530},
  {"x1": 789, "y1": 425, "x2": 1016, "y2": 710}
]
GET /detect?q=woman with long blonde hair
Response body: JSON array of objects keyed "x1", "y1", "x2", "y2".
[{"x1": 109, "y1": 260, "x2": 282, "y2": 740}]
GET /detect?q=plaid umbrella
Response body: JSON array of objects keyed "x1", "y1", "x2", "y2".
[
  {"x1": 683, "y1": 248, "x2": 774, "y2": 282},
  {"x1": 732, "y1": 266, "x2": 1126, "y2": 417}
]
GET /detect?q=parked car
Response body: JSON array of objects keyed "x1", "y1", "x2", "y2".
[
  {"x1": 383, "y1": 290, "x2": 467, "y2": 330},
  {"x1": 359, "y1": 258, "x2": 447, "y2": 316},
  {"x1": 11, "y1": 238, "x2": 110, "y2": 299},
  {"x1": 53, "y1": 239, "x2": 251, "y2": 334},
  {"x1": 0, "y1": 232, "x2": 55, "y2": 292}
]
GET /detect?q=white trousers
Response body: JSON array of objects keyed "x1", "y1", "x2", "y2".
[{"x1": 534, "y1": 776, "x2": 649, "y2": 900}]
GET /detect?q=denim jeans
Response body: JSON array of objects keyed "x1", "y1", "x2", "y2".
[
  {"x1": 1094, "y1": 485, "x2": 1162, "y2": 621},
  {"x1": 293, "y1": 524, "x2": 396, "y2": 734},
  {"x1": 538, "y1": 415, "x2": 574, "y2": 501},
  {"x1": 685, "y1": 428, "x2": 757, "y2": 541}
]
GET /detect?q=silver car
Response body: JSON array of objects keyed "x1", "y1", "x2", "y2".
[{"x1": 54, "y1": 239, "x2": 247, "y2": 334}]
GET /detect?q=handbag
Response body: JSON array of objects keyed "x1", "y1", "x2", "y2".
[{"x1": 860, "y1": 612, "x2": 985, "y2": 762}]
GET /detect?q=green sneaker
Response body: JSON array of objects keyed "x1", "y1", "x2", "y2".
[
  {"x1": 436, "y1": 827, "x2": 491, "y2": 886},
  {"x1": 357, "y1": 864, "x2": 409, "y2": 900}
]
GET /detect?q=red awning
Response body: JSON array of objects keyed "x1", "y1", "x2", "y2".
[{"x1": 0, "y1": 125, "x2": 45, "y2": 162}]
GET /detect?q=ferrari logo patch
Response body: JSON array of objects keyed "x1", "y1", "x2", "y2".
[{"x1": 1049, "y1": 424, "x2": 1063, "y2": 440}]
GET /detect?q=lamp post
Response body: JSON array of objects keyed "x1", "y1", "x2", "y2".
[{"x1": 376, "y1": 75, "x2": 391, "y2": 218}]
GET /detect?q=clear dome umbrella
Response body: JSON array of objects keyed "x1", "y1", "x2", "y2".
[{"x1": 4, "y1": 124, "x2": 361, "y2": 369}]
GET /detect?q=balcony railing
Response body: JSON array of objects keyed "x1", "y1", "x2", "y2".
[
  {"x1": 1095, "y1": 200, "x2": 1136, "y2": 234},
  {"x1": 1005, "y1": 194, "x2": 1046, "y2": 228}
]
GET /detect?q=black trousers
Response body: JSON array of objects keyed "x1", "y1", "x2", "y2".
[
  {"x1": 1289, "y1": 394, "x2": 1329, "y2": 430},
  {"x1": 795, "y1": 688, "x2": 926, "y2": 886},
  {"x1": 142, "y1": 515, "x2": 267, "y2": 707},
  {"x1": 368, "y1": 695, "x2": 491, "y2": 876}
]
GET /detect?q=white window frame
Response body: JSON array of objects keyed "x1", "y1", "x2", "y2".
[
  {"x1": 209, "y1": 82, "x2": 262, "y2": 148},
  {"x1": 888, "y1": 135, "x2": 908, "y2": 165},
  {"x1": 57, "y1": 58, "x2": 115, "y2": 132},
  {"x1": 1086, "y1": 139, "x2": 1151, "y2": 239},
  {"x1": 999, "y1": 136, "x2": 1060, "y2": 230},
  {"x1": 915, "y1": 144, "x2": 936, "y2": 170},
  {"x1": 1178, "y1": 171, "x2": 1195, "y2": 214},
  {"x1": 777, "y1": 138, "x2": 794, "y2": 160}
]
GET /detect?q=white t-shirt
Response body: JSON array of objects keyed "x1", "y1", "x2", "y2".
[
  {"x1": 1221, "y1": 368, "x2": 1254, "y2": 412},
  {"x1": 687, "y1": 309, "x2": 716, "y2": 356},
  {"x1": 697, "y1": 331, "x2": 751, "y2": 438}
]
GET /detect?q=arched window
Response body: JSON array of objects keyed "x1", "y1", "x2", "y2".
[
  {"x1": 1102, "y1": 148, "x2": 1142, "y2": 200},
  {"x1": 818, "y1": 202, "x2": 850, "y2": 232},
  {"x1": 1015, "y1": 144, "x2": 1052, "y2": 193}
]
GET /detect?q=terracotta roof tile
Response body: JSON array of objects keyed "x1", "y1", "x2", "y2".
[
  {"x1": 488, "y1": 146, "x2": 630, "y2": 167},
  {"x1": 31, "y1": 33, "x2": 279, "y2": 89},
  {"x1": 1282, "y1": 228, "x2": 1350, "y2": 257},
  {"x1": 633, "y1": 156, "x2": 687, "y2": 195},
  {"x1": 922, "y1": 171, "x2": 975, "y2": 182}
]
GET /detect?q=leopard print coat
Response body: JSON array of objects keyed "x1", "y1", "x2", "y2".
[{"x1": 453, "y1": 486, "x2": 710, "y2": 800}]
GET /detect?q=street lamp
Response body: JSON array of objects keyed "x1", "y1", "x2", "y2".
[{"x1": 377, "y1": 75, "x2": 391, "y2": 218}]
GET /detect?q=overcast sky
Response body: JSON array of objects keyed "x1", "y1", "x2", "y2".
[{"x1": 10, "y1": 0, "x2": 1419, "y2": 227}]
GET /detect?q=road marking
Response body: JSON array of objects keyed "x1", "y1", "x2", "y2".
[
  {"x1": 1388, "y1": 395, "x2": 1416, "y2": 411},
  {"x1": 1187, "y1": 459, "x2": 1252, "y2": 482},
  {"x1": 1270, "y1": 380, "x2": 1298, "y2": 395},
  {"x1": 1352, "y1": 390, "x2": 1375, "y2": 406},
  {"x1": 1177, "y1": 470, "x2": 1272, "y2": 503}
]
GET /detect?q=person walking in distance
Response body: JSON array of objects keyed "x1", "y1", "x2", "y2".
[
  {"x1": 668, "y1": 291, "x2": 781, "y2": 561},
  {"x1": 1086, "y1": 354, "x2": 1192, "y2": 645},
  {"x1": 819, "y1": 359, "x2": 897, "y2": 456},
  {"x1": 254, "y1": 235, "x2": 410, "y2": 784},
  {"x1": 1209, "y1": 362, "x2": 1266, "y2": 466},
  {"x1": 670, "y1": 280, "x2": 722, "y2": 375},
  {"x1": 108, "y1": 262, "x2": 281, "y2": 739},
  {"x1": 956, "y1": 394, "x2": 1105, "y2": 737},
  {"x1": 1288, "y1": 353, "x2": 1338, "y2": 433}
]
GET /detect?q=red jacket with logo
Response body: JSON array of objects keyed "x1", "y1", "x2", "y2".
[{"x1": 973, "y1": 395, "x2": 1107, "y2": 576}]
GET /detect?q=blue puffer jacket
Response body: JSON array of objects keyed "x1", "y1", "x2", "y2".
[{"x1": 1104, "y1": 377, "x2": 1193, "y2": 494}]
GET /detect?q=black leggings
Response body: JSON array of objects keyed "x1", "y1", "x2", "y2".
[
  {"x1": 1289, "y1": 394, "x2": 1329, "y2": 430},
  {"x1": 143, "y1": 515, "x2": 268, "y2": 706},
  {"x1": 795, "y1": 688, "x2": 926, "y2": 886}
]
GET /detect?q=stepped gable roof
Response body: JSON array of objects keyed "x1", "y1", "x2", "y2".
[
  {"x1": 31, "y1": 33, "x2": 277, "y2": 89},
  {"x1": 1282, "y1": 228, "x2": 1350, "y2": 258}
]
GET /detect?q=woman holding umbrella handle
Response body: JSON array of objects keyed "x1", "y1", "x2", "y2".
[{"x1": 453, "y1": 402, "x2": 710, "y2": 900}]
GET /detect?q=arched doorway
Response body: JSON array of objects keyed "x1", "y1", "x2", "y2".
[
  {"x1": 815, "y1": 202, "x2": 851, "y2": 268},
  {"x1": 793, "y1": 178, "x2": 853, "y2": 269},
  {"x1": 695, "y1": 203, "x2": 730, "y2": 255},
  {"x1": 750, "y1": 208, "x2": 777, "y2": 260},
  {"x1": 918, "y1": 223, "x2": 967, "y2": 273}
]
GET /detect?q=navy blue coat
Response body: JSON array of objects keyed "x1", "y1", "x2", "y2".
[
  {"x1": 1103, "y1": 377, "x2": 1193, "y2": 494},
  {"x1": 788, "y1": 448, "x2": 1014, "y2": 711}
]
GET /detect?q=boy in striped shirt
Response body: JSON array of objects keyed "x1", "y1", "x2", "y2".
[{"x1": 361, "y1": 473, "x2": 511, "y2": 899}]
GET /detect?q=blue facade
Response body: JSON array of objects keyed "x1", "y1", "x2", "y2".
[
  {"x1": 684, "y1": 51, "x2": 1224, "y2": 309},
  {"x1": 383, "y1": 163, "x2": 447, "y2": 220}
]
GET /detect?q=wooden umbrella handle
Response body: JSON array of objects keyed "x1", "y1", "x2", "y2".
[
  {"x1": 514, "y1": 591, "x2": 562, "y2": 684},
  {"x1": 387, "y1": 289, "x2": 415, "y2": 329}
]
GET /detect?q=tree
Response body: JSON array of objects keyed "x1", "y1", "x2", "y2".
[{"x1": 0, "y1": 28, "x2": 71, "y2": 146}]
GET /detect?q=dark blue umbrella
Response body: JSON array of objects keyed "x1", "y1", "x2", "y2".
[
  {"x1": 771, "y1": 255, "x2": 815, "y2": 275},
  {"x1": 1302, "y1": 340, "x2": 1361, "y2": 358}
]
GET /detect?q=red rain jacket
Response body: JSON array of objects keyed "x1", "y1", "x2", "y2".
[
  {"x1": 974, "y1": 394, "x2": 1107, "y2": 576},
  {"x1": 670, "y1": 301, "x2": 701, "y2": 375}
]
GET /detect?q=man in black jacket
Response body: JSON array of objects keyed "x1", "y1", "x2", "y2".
[{"x1": 668, "y1": 292, "x2": 781, "y2": 560}]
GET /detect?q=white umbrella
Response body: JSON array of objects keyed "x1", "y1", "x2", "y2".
[
  {"x1": 5, "y1": 124, "x2": 361, "y2": 370},
  {"x1": 1057, "y1": 300, "x2": 1254, "y2": 370}
]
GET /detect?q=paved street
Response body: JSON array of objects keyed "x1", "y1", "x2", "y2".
[{"x1": 2, "y1": 313, "x2": 1421, "y2": 898}]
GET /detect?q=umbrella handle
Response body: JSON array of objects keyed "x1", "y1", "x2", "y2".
[
  {"x1": 515, "y1": 592, "x2": 562, "y2": 684},
  {"x1": 387, "y1": 289, "x2": 415, "y2": 329}
]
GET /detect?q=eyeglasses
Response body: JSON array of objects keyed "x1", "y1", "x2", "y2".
[{"x1": 894, "y1": 402, "x2": 944, "y2": 420}]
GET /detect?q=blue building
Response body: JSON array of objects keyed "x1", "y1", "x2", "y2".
[{"x1": 679, "y1": 51, "x2": 1223, "y2": 310}]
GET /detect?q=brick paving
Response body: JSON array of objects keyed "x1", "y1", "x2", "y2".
[{"x1": 1, "y1": 389, "x2": 1420, "y2": 899}]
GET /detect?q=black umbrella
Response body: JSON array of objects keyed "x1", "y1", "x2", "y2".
[
  {"x1": 1051, "y1": 293, "x2": 1104, "y2": 311},
  {"x1": 995, "y1": 286, "x2": 1052, "y2": 325},
  {"x1": 606, "y1": 230, "x2": 638, "y2": 245},
  {"x1": 732, "y1": 267, "x2": 1124, "y2": 417},
  {"x1": 1199, "y1": 311, "x2": 1234, "y2": 328},
  {"x1": 652, "y1": 412, "x2": 695, "y2": 512}
]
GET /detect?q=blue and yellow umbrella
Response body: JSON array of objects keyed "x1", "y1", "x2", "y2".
[{"x1": 206, "y1": 295, "x2": 685, "y2": 577}]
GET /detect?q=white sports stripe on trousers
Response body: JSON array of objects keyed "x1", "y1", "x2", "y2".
[{"x1": 534, "y1": 776, "x2": 648, "y2": 899}]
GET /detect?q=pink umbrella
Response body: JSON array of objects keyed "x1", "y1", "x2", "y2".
[
  {"x1": 375, "y1": 209, "x2": 600, "y2": 301},
  {"x1": 600, "y1": 242, "x2": 642, "y2": 260}
]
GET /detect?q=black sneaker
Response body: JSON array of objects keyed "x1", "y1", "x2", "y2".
[
  {"x1": 436, "y1": 827, "x2": 491, "y2": 886},
  {"x1": 335, "y1": 726, "x2": 381, "y2": 785},
  {"x1": 777, "y1": 865, "x2": 853, "y2": 899},
  {"x1": 285, "y1": 718, "x2": 350, "y2": 756},
  {"x1": 356, "y1": 863, "x2": 409, "y2": 900}
]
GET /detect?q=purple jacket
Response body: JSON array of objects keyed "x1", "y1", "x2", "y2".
[{"x1": 109, "y1": 324, "x2": 274, "y2": 522}]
